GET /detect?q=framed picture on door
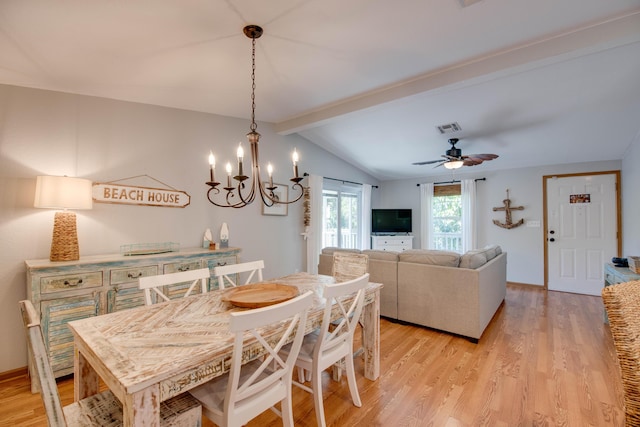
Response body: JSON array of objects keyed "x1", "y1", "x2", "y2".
[{"x1": 261, "y1": 183, "x2": 288, "y2": 216}]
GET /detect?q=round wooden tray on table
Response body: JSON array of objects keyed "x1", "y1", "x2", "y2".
[{"x1": 222, "y1": 283, "x2": 299, "y2": 308}]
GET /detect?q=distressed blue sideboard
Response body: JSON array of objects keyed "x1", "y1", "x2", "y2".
[{"x1": 25, "y1": 247, "x2": 240, "y2": 380}]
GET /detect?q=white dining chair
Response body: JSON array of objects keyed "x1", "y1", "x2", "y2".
[
  {"x1": 331, "y1": 252, "x2": 369, "y2": 377},
  {"x1": 213, "y1": 260, "x2": 265, "y2": 289},
  {"x1": 138, "y1": 267, "x2": 210, "y2": 305},
  {"x1": 281, "y1": 273, "x2": 369, "y2": 427},
  {"x1": 18, "y1": 299, "x2": 202, "y2": 427},
  {"x1": 189, "y1": 291, "x2": 314, "y2": 427}
]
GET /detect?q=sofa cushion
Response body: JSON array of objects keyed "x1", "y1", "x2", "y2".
[
  {"x1": 483, "y1": 244, "x2": 502, "y2": 260},
  {"x1": 459, "y1": 250, "x2": 488, "y2": 269},
  {"x1": 398, "y1": 250, "x2": 460, "y2": 267},
  {"x1": 321, "y1": 247, "x2": 362, "y2": 255},
  {"x1": 362, "y1": 250, "x2": 399, "y2": 261}
]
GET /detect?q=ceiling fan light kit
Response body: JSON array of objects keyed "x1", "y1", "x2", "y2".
[
  {"x1": 412, "y1": 138, "x2": 499, "y2": 169},
  {"x1": 443, "y1": 160, "x2": 464, "y2": 170}
]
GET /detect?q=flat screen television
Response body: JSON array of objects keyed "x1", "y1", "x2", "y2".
[{"x1": 371, "y1": 209, "x2": 412, "y2": 234}]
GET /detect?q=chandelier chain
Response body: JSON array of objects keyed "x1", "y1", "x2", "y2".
[{"x1": 250, "y1": 35, "x2": 257, "y2": 132}]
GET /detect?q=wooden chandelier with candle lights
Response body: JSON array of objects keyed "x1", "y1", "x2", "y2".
[{"x1": 205, "y1": 25, "x2": 304, "y2": 208}]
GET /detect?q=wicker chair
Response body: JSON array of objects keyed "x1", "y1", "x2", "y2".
[
  {"x1": 332, "y1": 252, "x2": 369, "y2": 283},
  {"x1": 602, "y1": 280, "x2": 640, "y2": 426}
]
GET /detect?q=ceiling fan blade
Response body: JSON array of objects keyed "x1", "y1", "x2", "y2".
[
  {"x1": 466, "y1": 153, "x2": 499, "y2": 160},
  {"x1": 413, "y1": 139, "x2": 499, "y2": 168},
  {"x1": 412, "y1": 159, "x2": 445, "y2": 165},
  {"x1": 463, "y1": 158, "x2": 484, "y2": 166}
]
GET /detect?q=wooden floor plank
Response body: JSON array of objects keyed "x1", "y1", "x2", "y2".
[{"x1": 0, "y1": 284, "x2": 625, "y2": 426}]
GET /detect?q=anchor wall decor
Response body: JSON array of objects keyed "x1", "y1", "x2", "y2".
[{"x1": 493, "y1": 189, "x2": 524, "y2": 229}]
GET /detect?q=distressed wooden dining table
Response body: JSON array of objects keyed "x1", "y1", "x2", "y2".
[{"x1": 68, "y1": 272, "x2": 382, "y2": 427}]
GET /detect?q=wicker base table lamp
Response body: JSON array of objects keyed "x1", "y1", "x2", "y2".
[{"x1": 34, "y1": 176, "x2": 93, "y2": 261}]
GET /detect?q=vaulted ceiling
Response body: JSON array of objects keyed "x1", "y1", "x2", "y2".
[{"x1": 1, "y1": 0, "x2": 639, "y2": 180}]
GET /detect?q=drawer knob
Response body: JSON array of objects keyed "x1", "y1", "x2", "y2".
[
  {"x1": 63, "y1": 279, "x2": 83, "y2": 287},
  {"x1": 177, "y1": 266, "x2": 191, "y2": 272},
  {"x1": 127, "y1": 272, "x2": 143, "y2": 279}
]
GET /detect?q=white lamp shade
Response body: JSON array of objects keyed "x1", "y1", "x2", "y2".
[
  {"x1": 34, "y1": 176, "x2": 93, "y2": 210},
  {"x1": 443, "y1": 160, "x2": 464, "y2": 170}
]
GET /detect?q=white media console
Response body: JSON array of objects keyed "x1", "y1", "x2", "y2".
[{"x1": 371, "y1": 235, "x2": 413, "y2": 251}]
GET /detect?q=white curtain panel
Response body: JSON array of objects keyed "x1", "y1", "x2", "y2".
[
  {"x1": 419, "y1": 183, "x2": 434, "y2": 249},
  {"x1": 361, "y1": 184, "x2": 372, "y2": 249},
  {"x1": 306, "y1": 174, "x2": 323, "y2": 274},
  {"x1": 461, "y1": 178, "x2": 477, "y2": 253}
]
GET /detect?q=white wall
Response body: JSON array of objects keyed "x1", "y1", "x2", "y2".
[
  {"x1": 622, "y1": 134, "x2": 640, "y2": 257},
  {"x1": 0, "y1": 84, "x2": 379, "y2": 374},
  {"x1": 376, "y1": 160, "x2": 623, "y2": 286}
]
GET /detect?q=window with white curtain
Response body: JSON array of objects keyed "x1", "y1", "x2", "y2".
[
  {"x1": 422, "y1": 179, "x2": 477, "y2": 253},
  {"x1": 431, "y1": 184, "x2": 463, "y2": 252},
  {"x1": 321, "y1": 180, "x2": 362, "y2": 249}
]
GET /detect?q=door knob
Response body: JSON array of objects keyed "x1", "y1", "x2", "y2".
[
  {"x1": 549, "y1": 238, "x2": 555, "y2": 242},
  {"x1": 549, "y1": 230, "x2": 555, "y2": 234}
]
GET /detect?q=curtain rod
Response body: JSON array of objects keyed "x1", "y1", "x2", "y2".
[
  {"x1": 416, "y1": 177, "x2": 486, "y2": 186},
  {"x1": 303, "y1": 173, "x2": 379, "y2": 188}
]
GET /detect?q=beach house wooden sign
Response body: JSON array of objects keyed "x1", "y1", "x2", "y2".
[{"x1": 92, "y1": 175, "x2": 190, "y2": 208}]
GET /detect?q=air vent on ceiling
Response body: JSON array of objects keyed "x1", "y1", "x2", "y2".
[{"x1": 436, "y1": 122, "x2": 462, "y2": 134}]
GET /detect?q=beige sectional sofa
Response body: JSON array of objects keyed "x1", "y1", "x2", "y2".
[{"x1": 318, "y1": 245, "x2": 507, "y2": 341}]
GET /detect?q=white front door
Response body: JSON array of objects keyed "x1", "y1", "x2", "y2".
[{"x1": 545, "y1": 173, "x2": 618, "y2": 296}]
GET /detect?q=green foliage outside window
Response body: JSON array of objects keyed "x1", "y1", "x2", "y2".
[{"x1": 432, "y1": 195, "x2": 462, "y2": 233}]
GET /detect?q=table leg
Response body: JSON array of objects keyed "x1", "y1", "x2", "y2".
[
  {"x1": 74, "y1": 345, "x2": 99, "y2": 401},
  {"x1": 362, "y1": 288, "x2": 380, "y2": 380},
  {"x1": 123, "y1": 385, "x2": 161, "y2": 427}
]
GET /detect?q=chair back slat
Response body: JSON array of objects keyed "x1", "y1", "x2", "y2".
[
  {"x1": 19, "y1": 300, "x2": 67, "y2": 427},
  {"x1": 138, "y1": 267, "x2": 210, "y2": 305},
  {"x1": 213, "y1": 260, "x2": 265, "y2": 289}
]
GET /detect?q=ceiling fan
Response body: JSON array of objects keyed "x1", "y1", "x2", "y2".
[{"x1": 412, "y1": 138, "x2": 499, "y2": 169}]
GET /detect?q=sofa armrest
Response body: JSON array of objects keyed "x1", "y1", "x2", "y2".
[
  {"x1": 397, "y1": 252, "x2": 507, "y2": 340},
  {"x1": 476, "y1": 252, "x2": 507, "y2": 333}
]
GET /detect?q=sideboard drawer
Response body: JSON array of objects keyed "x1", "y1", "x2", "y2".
[
  {"x1": 605, "y1": 270, "x2": 616, "y2": 285},
  {"x1": 110, "y1": 265, "x2": 159, "y2": 285},
  {"x1": 207, "y1": 256, "x2": 237, "y2": 269},
  {"x1": 40, "y1": 271, "x2": 103, "y2": 294},
  {"x1": 163, "y1": 260, "x2": 203, "y2": 274}
]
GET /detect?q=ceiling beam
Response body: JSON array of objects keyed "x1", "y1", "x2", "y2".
[{"x1": 275, "y1": 10, "x2": 640, "y2": 135}]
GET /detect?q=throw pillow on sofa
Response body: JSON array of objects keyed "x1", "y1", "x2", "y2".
[
  {"x1": 362, "y1": 250, "x2": 400, "y2": 261},
  {"x1": 459, "y1": 250, "x2": 488, "y2": 269},
  {"x1": 482, "y1": 244, "x2": 502, "y2": 260},
  {"x1": 459, "y1": 245, "x2": 503, "y2": 269},
  {"x1": 398, "y1": 250, "x2": 460, "y2": 267},
  {"x1": 321, "y1": 247, "x2": 362, "y2": 255}
]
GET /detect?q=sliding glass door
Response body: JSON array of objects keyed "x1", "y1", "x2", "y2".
[{"x1": 322, "y1": 181, "x2": 362, "y2": 249}]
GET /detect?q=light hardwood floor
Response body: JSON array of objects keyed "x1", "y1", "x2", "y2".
[{"x1": 0, "y1": 284, "x2": 625, "y2": 426}]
